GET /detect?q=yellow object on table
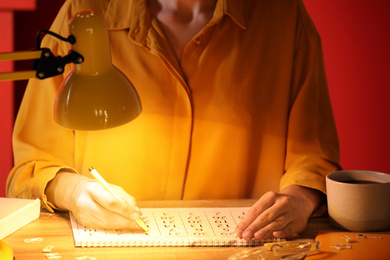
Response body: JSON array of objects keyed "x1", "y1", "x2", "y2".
[{"x1": 0, "y1": 239, "x2": 13, "y2": 260}]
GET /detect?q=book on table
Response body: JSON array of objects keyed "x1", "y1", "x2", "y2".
[{"x1": 0, "y1": 197, "x2": 40, "y2": 239}]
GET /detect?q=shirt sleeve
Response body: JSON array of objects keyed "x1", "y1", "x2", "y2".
[
  {"x1": 280, "y1": 1, "x2": 341, "y2": 195},
  {"x1": 6, "y1": 7, "x2": 78, "y2": 212},
  {"x1": 6, "y1": 73, "x2": 79, "y2": 212}
]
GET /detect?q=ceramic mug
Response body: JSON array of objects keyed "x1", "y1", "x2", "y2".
[{"x1": 326, "y1": 170, "x2": 390, "y2": 231}]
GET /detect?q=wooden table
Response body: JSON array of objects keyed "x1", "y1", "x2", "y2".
[{"x1": 0, "y1": 200, "x2": 379, "y2": 260}]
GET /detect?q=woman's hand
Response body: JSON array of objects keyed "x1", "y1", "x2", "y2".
[
  {"x1": 46, "y1": 171, "x2": 141, "y2": 229},
  {"x1": 234, "y1": 185, "x2": 325, "y2": 241}
]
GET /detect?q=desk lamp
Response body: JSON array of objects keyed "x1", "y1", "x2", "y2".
[{"x1": 0, "y1": 11, "x2": 142, "y2": 130}]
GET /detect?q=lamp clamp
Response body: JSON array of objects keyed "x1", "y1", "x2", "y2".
[
  {"x1": 32, "y1": 30, "x2": 83, "y2": 79},
  {"x1": 33, "y1": 49, "x2": 84, "y2": 79}
]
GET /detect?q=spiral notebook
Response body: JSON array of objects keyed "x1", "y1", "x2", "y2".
[{"x1": 70, "y1": 207, "x2": 279, "y2": 247}]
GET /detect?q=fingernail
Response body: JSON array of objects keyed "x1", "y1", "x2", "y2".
[
  {"x1": 130, "y1": 212, "x2": 140, "y2": 220},
  {"x1": 234, "y1": 228, "x2": 244, "y2": 239},
  {"x1": 242, "y1": 231, "x2": 252, "y2": 241},
  {"x1": 254, "y1": 231, "x2": 263, "y2": 240},
  {"x1": 273, "y1": 231, "x2": 282, "y2": 238}
]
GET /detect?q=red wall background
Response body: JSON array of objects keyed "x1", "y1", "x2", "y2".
[
  {"x1": 0, "y1": 0, "x2": 63, "y2": 197},
  {"x1": 303, "y1": 0, "x2": 390, "y2": 173},
  {"x1": 1, "y1": 0, "x2": 389, "y2": 196},
  {"x1": 0, "y1": 0, "x2": 38, "y2": 198}
]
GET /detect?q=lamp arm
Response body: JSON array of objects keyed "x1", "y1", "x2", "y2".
[
  {"x1": 0, "y1": 30, "x2": 83, "y2": 81},
  {"x1": 35, "y1": 30, "x2": 76, "y2": 49}
]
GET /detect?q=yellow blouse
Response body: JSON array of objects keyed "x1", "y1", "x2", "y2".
[{"x1": 7, "y1": 0, "x2": 340, "y2": 211}]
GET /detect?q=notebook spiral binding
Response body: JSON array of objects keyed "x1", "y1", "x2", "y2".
[{"x1": 76, "y1": 237, "x2": 283, "y2": 247}]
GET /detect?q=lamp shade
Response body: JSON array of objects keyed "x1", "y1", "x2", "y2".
[{"x1": 54, "y1": 11, "x2": 142, "y2": 130}]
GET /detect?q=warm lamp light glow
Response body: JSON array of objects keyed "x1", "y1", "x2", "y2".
[{"x1": 54, "y1": 11, "x2": 142, "y2": 130}]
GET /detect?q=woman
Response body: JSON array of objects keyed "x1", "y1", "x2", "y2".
[{"x1": 7, "y1": 0, "x2": 340, "y2": 241}]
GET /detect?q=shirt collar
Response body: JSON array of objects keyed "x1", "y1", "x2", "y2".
[
  {"x1": 210, "y1": 0, "x2": 246, "y2": 29},
  {"x1": 105, "y1": 0, "x2": 246, "y2": 44}
]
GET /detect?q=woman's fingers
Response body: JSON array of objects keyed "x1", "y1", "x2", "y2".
[{"x1": 235, "y1": 186, "x2": 319, "y2": 241}]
